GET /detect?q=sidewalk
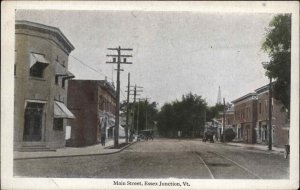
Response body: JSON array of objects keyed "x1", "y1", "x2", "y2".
[
  {"x1": 218, "y1": 141, "x2": 285, "y2": 154},
  {"x1": 14, "y1": 138, "x2": 136, "y2": 160}
]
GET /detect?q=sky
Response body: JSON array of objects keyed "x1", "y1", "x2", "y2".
[{"x1": 16, "y1": 10, "x2": 274, "y2": 107}]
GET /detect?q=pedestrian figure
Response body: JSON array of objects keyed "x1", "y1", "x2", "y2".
[{"x1": 101, "y1": 135, "x2": 106, "y2": 146}]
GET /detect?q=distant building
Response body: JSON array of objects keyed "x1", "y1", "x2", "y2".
[
  {"x1": 232, "y1": 93, "x2": 258, "y2": 144},
  {"x1": 14, "y1": 20, "x2": 75, "y2": 151},
  {"x1": 67, "y1": 80, "x2": 117, "y2": 146},
  {"x1": 213, "y1": 105, "x2": 235, "y2": 140},
  {"x1": 255, "y1": 84, "x2": 289, "y2": 147}
]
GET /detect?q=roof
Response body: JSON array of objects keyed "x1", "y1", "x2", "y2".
[
  {"x1": 231, "y1": 93, "x2": 257, "y2": 104},
  {"x1": 255, "y1": 82, "x2": 275, "y2": 94},
  {"x1": 16, "y1": 20, "x2": 75, "y2": 53},
  {"x1": 69, "y1": 79, "x2": 116, "y2": 98}
]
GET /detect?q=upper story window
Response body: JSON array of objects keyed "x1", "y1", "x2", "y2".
[
  {"x1": 30, "y1": 53, "x2": 50, "y2": 78},
  {"x1": 55, "y1": 61, "x2": 74, "y2": 88},
  {"x1": 259, "y1": 103, "x2": 262, "y2": 114}
]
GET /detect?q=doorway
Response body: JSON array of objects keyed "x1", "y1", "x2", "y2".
[{"x1": 23, "y1": 102, "x2": 44, "y2": 141}]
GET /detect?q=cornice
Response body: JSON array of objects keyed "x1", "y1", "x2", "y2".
[{"x1": 15, "y1": 20, "x2": 75, "y2": 54}]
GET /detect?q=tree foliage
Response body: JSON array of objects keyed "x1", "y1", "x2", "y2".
[
  {"x1": 205, "y1": 103, "x2": 225, "y2": 122},
  {"x1": 262, "y1": 14, "x2": 291, "y2": 112},
  {"x1": 131, "y1": 101, "x2": 158, "y2": 133},
  {"x1": 157, "y1": 92, "x2": 207, "y2": 138}
]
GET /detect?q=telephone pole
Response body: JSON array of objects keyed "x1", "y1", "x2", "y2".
[
  {"x1": 106, "y1": 46, "x2": 132, "y2": 147},
  {"x1": 268, "y1": 77, "x2": 273, "y2": 150},
  {"x1": 125, "y1": 73, "x2": 130, "y2": 143},
  {"x1": 145, "y1": 97, "x2": 151, "y2": 130},
  {"x1": 138, "y1": 97, "x2": 150, "y2": 133},
  {"x1": 223, "y1": 98, "x2": 226, "y2": 143},
  {"x1": 126, "y1": 85, "x2": 143, "y2": 136}
]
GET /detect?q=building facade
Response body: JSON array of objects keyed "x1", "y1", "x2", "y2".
[
  {"x1": 255, "y1": 84, "x2": 289, "y2": 147},
  {"x1": 14, "y1": 20, "x2": 75, "y2": 150},
  {"x1": 67, "y1": 80, "x2": 117, "y2": 147},
  {"x1": 232, "y1": 93, "x2": 258, "y2": 144}
]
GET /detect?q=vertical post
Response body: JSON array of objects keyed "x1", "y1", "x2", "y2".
[
  {"x1": 132, "y1": 85, "x2": 136, "y2": 135},
  {"x1": 114, "y1": 46, "x2": 121, "y2": 147},
  {"x1": 268, "y1": 77, "x2": 272, "y2": 150},
  {"x1": 106, "y1": 46, "x2": 133, "y2": 147},
  {"x1": 137, "y1": 99, "x2": 140, "y2": 135},
  {"x1": 145, "y1": 99, "x2": 148, "y2": 130},
  {"x1": 223, "y1": 98, "x2": 226, "y2": 143},
  {"x1": 126, "y1": 72, "x2": 130, "y2": 143}
]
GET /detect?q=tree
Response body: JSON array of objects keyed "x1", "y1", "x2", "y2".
[
  {"x1": 132, "y1": 100, "x2": 158, "y2": 133},
  {"x1": 157, "y1": 92, "x2": 207, "y2": 138},
  {"x1": 206, "y1": 103, "x2": 225, "y2": 122},
  {"x1": 262, "y1": 14, "x2": 291, "y2": 112}
]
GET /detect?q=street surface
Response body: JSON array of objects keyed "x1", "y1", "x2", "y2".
[{"x1": 14, "y1": 139, "x2": 289, "y2": 179}]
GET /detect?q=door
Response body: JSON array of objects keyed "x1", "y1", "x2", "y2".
[{"x1": 23, "y1": 102, "x2": 44, "y2": 141}]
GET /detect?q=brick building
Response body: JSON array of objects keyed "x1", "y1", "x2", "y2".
[
  {"x1": 232, "y1": 93, "x2": 258, "y2": 144},
  {"x1": 67, "y1": 80, "x2": 116, "y2": 147},
  {"x1": 14, "y1": 20, "x2": 75, "y2": 151},
  {"x1": 255, "y1": 84, "x2": 289, "y2": 147}
]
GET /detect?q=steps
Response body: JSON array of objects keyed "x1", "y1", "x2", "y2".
[{"x1": 19, "y1": 145, "x2": 56, "y2": 152}]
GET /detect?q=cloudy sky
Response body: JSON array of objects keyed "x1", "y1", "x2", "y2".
[{"x1": 16, "y1": 10, "x2": 274, "y2": 107}]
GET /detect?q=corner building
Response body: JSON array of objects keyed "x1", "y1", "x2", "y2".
[
  {"x1": 255, "y1": 84, "x2": 289, "y2": 147},
  {"x1": 232, "y1": 93, "x2": 258, "y2": 144},
  {"x1": 14, "y1": 20, "x2": 75, "y2": 150}
]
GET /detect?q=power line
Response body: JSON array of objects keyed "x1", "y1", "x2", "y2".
[
  {"x1": 70, "y1": 55, "x2": 106, "y2": 77},
  {"x1": 44, "y1": 38, "x2": 106, "y2": 78}
]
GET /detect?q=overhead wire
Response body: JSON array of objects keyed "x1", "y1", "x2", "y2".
[{"x1": 69, "y1": 55, "x2": 106, "y2": 77}]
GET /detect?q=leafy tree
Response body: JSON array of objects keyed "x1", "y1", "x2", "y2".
[
  {"x1": 132, "y1": 100, "x2": 158, "y2": 133},
  {"x1": 157, "y1": 92, "x2": 207, "y2": 138},
  {"x1": 206, "y1": 103, "x2": 225, "y2": 122},
  {"x1": 262, "y1": 14, "x2": 291, "y2": 112}
]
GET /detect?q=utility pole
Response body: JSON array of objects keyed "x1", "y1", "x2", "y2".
[
  {"x1": 138, "y1": 97, "x2": 150, "y2": 133},
  {"x1": 106, "y1": 46, "x2": 132, "y2": 147},
  {"x1": 125, "y1": 73, "x2": 130, "y2": 143},
  {"x1": 223, "y1": 98, "x2": 226, "y2": 143},
  {"x1": 137, "y1": 98, "x2": 140, "y2": 135},
  {"x1": 268, "y1": 77, "x2": 273, "y2": 151},
  {"x1": 126, "y1": 85, "x2": 143, "y2": 136},
  {"x1": 145, "y1": 97, "x2": 151, "y2": 130}
]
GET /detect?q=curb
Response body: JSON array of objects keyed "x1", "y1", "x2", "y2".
[
  {"x1": 14, "y1": 141, "x2": 138, "y2": 160},
  {"x1": 214, "y1": 141, "x2": 284, "y2": 155}
]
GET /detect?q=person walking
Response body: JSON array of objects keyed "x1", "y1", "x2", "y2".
[{"x1": 101, "y1": 134, "x2": 106, "y2": 146}]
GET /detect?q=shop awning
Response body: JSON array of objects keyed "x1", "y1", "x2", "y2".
[
  {"x1": 55, "y1": 62, "x2": 68, "y2": 76},
  {"x1": 54, "y1": 101, "x2": 75, "y2": 119},
  {"x1": 30, "y1": 53, "x2": 50, "y2": 68},
  {"x1": 64, "y1": 70, "x2": 75, "y2": 79}
]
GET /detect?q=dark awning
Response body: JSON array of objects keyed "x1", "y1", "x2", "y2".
[{"x1": 30, "y1": 53, "x2": 50, "y2": 69}]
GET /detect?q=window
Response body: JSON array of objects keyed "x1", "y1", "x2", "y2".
[
  {"x1": 62, "y1": 78, "x2": 66, "y2": 88},
  {"x1": 264, "y1": 100, "x2": 268, "y2": 114},
  {"x1": 23, "y1": 102, "x2": 44, "y2": 141},
  {"x1": 30, "y1": 53, "x2": 49, "y2": 78},
  {"x1": 53, "y1": 118, "x2": 64, "y2": 131},
  {"x1": 259, "y1": 103, "x2": 262, "y2": 114}
]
